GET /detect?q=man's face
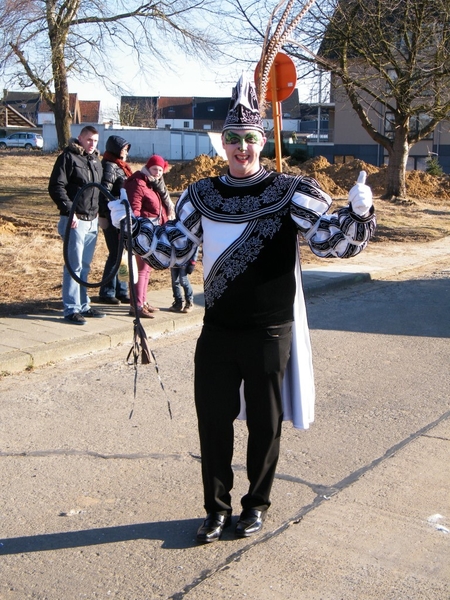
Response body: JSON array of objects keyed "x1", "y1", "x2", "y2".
[
  {"x1": 78, "y1": 131, "x2": 99, "y2": 154},
  {"x1": 222, "y1": 129, "x2": 266, "y2": 178}
]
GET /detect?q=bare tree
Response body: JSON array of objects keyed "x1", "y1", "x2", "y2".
[
  {"x1": 288, "y1": 0, "x2": 450, "y2": 198},
  {"x1": 0, "y1": 0, "x2": 221, "y2": 148},
  {"x1": 119, "y1": 97, "x2": 158, "y2": 128},
  {"x1": 310, "y1": 0, "x2": 450, "y2": 199},
  {"x1": 118, "y1": 102, "x2": 140, "y2": 127},
  {"x1": 228, "y1": 0, "x2": 450, "y2": 199}
]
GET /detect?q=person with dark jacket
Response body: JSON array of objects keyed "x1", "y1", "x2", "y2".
[
  {"x1": 97, "y1": 135, "x2": 133, "y2": 304},
  {"x1": 48, "y1": 125, "x2": 105, "y2": 325}
]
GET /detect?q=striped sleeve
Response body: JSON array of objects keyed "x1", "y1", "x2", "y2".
[
  {"x1": 290, "y1": 176, "x2": 376, "y2": 258},
  {"x1": 127, "y1": 190, "x2": 202, "y2": 269}
]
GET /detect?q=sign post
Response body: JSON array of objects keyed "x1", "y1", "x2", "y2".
[
  {"x1": 256, "y1": 53, "x2": 297, "y2": 172},
  {"x1": 270, "y1": 63, "x2": 283, "y2": 173}
]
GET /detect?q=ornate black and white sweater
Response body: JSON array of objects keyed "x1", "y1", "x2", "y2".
[{"x1": 126, "y1": 167, "x2": 376, "y2": 330}]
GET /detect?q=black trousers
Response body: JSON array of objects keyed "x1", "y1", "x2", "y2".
[{"x1": 194, "y1": 322, "x2": 293, "y2": 515}]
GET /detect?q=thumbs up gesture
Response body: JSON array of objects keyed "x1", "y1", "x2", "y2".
[{"x1": 348, "y1": 171, "x2": 373, "y2": 217}]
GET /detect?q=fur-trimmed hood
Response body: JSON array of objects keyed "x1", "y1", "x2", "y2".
[{"x1": 67, "y1": 137, "x2": 100, "y2": 157}]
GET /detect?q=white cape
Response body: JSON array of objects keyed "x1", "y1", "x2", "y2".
[{"x1": 238, "y1": 252, "x2": 315, "y2": 429}]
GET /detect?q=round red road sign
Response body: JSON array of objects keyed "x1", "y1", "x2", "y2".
[{"x1": 255, "y1": 52, "x2": 297, "y2": 102}]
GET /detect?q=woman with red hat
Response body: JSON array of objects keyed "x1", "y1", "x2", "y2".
[{"x1": 123, "y1": 154, "x2": 175, "y2": 318}]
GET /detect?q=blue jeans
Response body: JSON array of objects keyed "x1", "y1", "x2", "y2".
[
  {"x1": 171, "y1": 266, "x2": 193, "y2": 304},
  {"x1": 58, "y1": 216, "x2": 98, "y2": 316},
  {"x1": 99, "y1": 223, "x2": 128, "y2": 299}
]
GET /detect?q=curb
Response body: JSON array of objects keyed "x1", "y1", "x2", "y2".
[
  {"x1": 2, "y1": 234, "x2": 449, "y2": 377},
  {"x1": 0, "y1": 272, "x2": 369, "y2": 376}
]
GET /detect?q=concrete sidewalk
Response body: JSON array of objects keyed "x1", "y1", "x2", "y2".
[{"x1": 1, "y1": 236, "x2": 449, "y2": 375}]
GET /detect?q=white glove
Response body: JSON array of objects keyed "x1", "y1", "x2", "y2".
[
  {"x1": 348, "y1": 171, "x2": 373, "y2": 216},
  {"x1": 108, "y1": 199, "x2": 127, "y2": 229}
]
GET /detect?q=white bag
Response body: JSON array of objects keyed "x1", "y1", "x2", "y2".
[{"x1": 118, "y1": 250, "x2": 138, "y2": 284}]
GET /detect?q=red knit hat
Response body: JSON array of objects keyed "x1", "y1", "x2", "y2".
[{"x1": 146, "y1": 154, "x2": 168, "y2": 171}]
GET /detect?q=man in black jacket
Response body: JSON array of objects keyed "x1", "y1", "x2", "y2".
[{"x1": 49, "y1": 125, "x2": 105, "y2": 324}]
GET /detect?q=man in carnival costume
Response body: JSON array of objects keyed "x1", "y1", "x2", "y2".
[{"x1": 108, "y1": 74, "x2": 376, "y2": 543}]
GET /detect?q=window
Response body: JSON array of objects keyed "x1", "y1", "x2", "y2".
[
  {"x1": 411, "y1": 114, "x2": 433, "y2": 140},
  {"x1": 388, "y1": 155, "x2": 430, "y2": 171},
  {"x1": 385, "y1": 68, "x2": 398, "y2": 93},
  {"x1": 406, "y1": 156, "x2": 415, "y2": 170},
  {"x1": 416, "y1": 157, "x2": 428, "y2": 171},
  {"x1": 408, "y1": 156, "x2": 430, "y2": 171},
  {"x1": 384, "y1": 112, "x2": 395, "y2": 139},
  {"x1": 385, "y1": 112, "x2": 433, "y2": 140},
  {"x1": 184, "y1": 121, "x2": 189, "y2": 128},
  {"x1": 334, "y1": 155, "x2": 354, "y2": 164}
]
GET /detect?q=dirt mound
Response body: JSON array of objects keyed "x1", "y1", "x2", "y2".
[
  {"x1": 165, "y1": 155, "x2": 228, "y2": 191},
  {"x1": 405, "y1": 170, "x2": 450, "y2": 200},
  {"x1": 298, "y1": 157, "x2": 450, "y2": 200},
  {"x1": 163, "y1": 154, "x2": 450, "y2": 202}
]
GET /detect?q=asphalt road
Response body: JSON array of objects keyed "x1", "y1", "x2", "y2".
[{"x1": 1, "y1": 259, "x2": 449, "y2": 599}]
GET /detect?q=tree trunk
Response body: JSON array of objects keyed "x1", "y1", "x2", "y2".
[
  {"x1": 53, "y1": 91, "x2": 72, "y2": 150},
  {"x1": 384, "y1": 126, "x2": 410, "y2": 199},
  {"x1": 51, "y1": 34, "x2": 72, "y2": 149}
]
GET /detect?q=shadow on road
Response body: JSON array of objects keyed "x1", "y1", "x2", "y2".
[
  {"x1": 0, "y1": 519, "x2": 203, "y2": 554},
  {"x1": 308, "y1": 276, "x2": 450, "y2": 338}
]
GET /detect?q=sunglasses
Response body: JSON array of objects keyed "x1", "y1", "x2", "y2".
[{"x1": 223, "y1": 131, "x2": 262, "y2": 145}]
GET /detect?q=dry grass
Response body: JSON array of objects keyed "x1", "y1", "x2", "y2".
[
  {"x1": 0, "y1": 153, "x2": 198, "y2": 316},
  {"x1": 1, "y1": 150, "x2": 450, "y2": 317}
]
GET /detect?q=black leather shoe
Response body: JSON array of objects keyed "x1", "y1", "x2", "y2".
[
  {"x1": 196, "y1": 512, "x2": 231, "y2": 543},
  {"x1": 99, "y1": 296, "x2": 120, "y2": 305},
  {"x1": 235, "y1": 509, "x2": 266, "y2": 537}
]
